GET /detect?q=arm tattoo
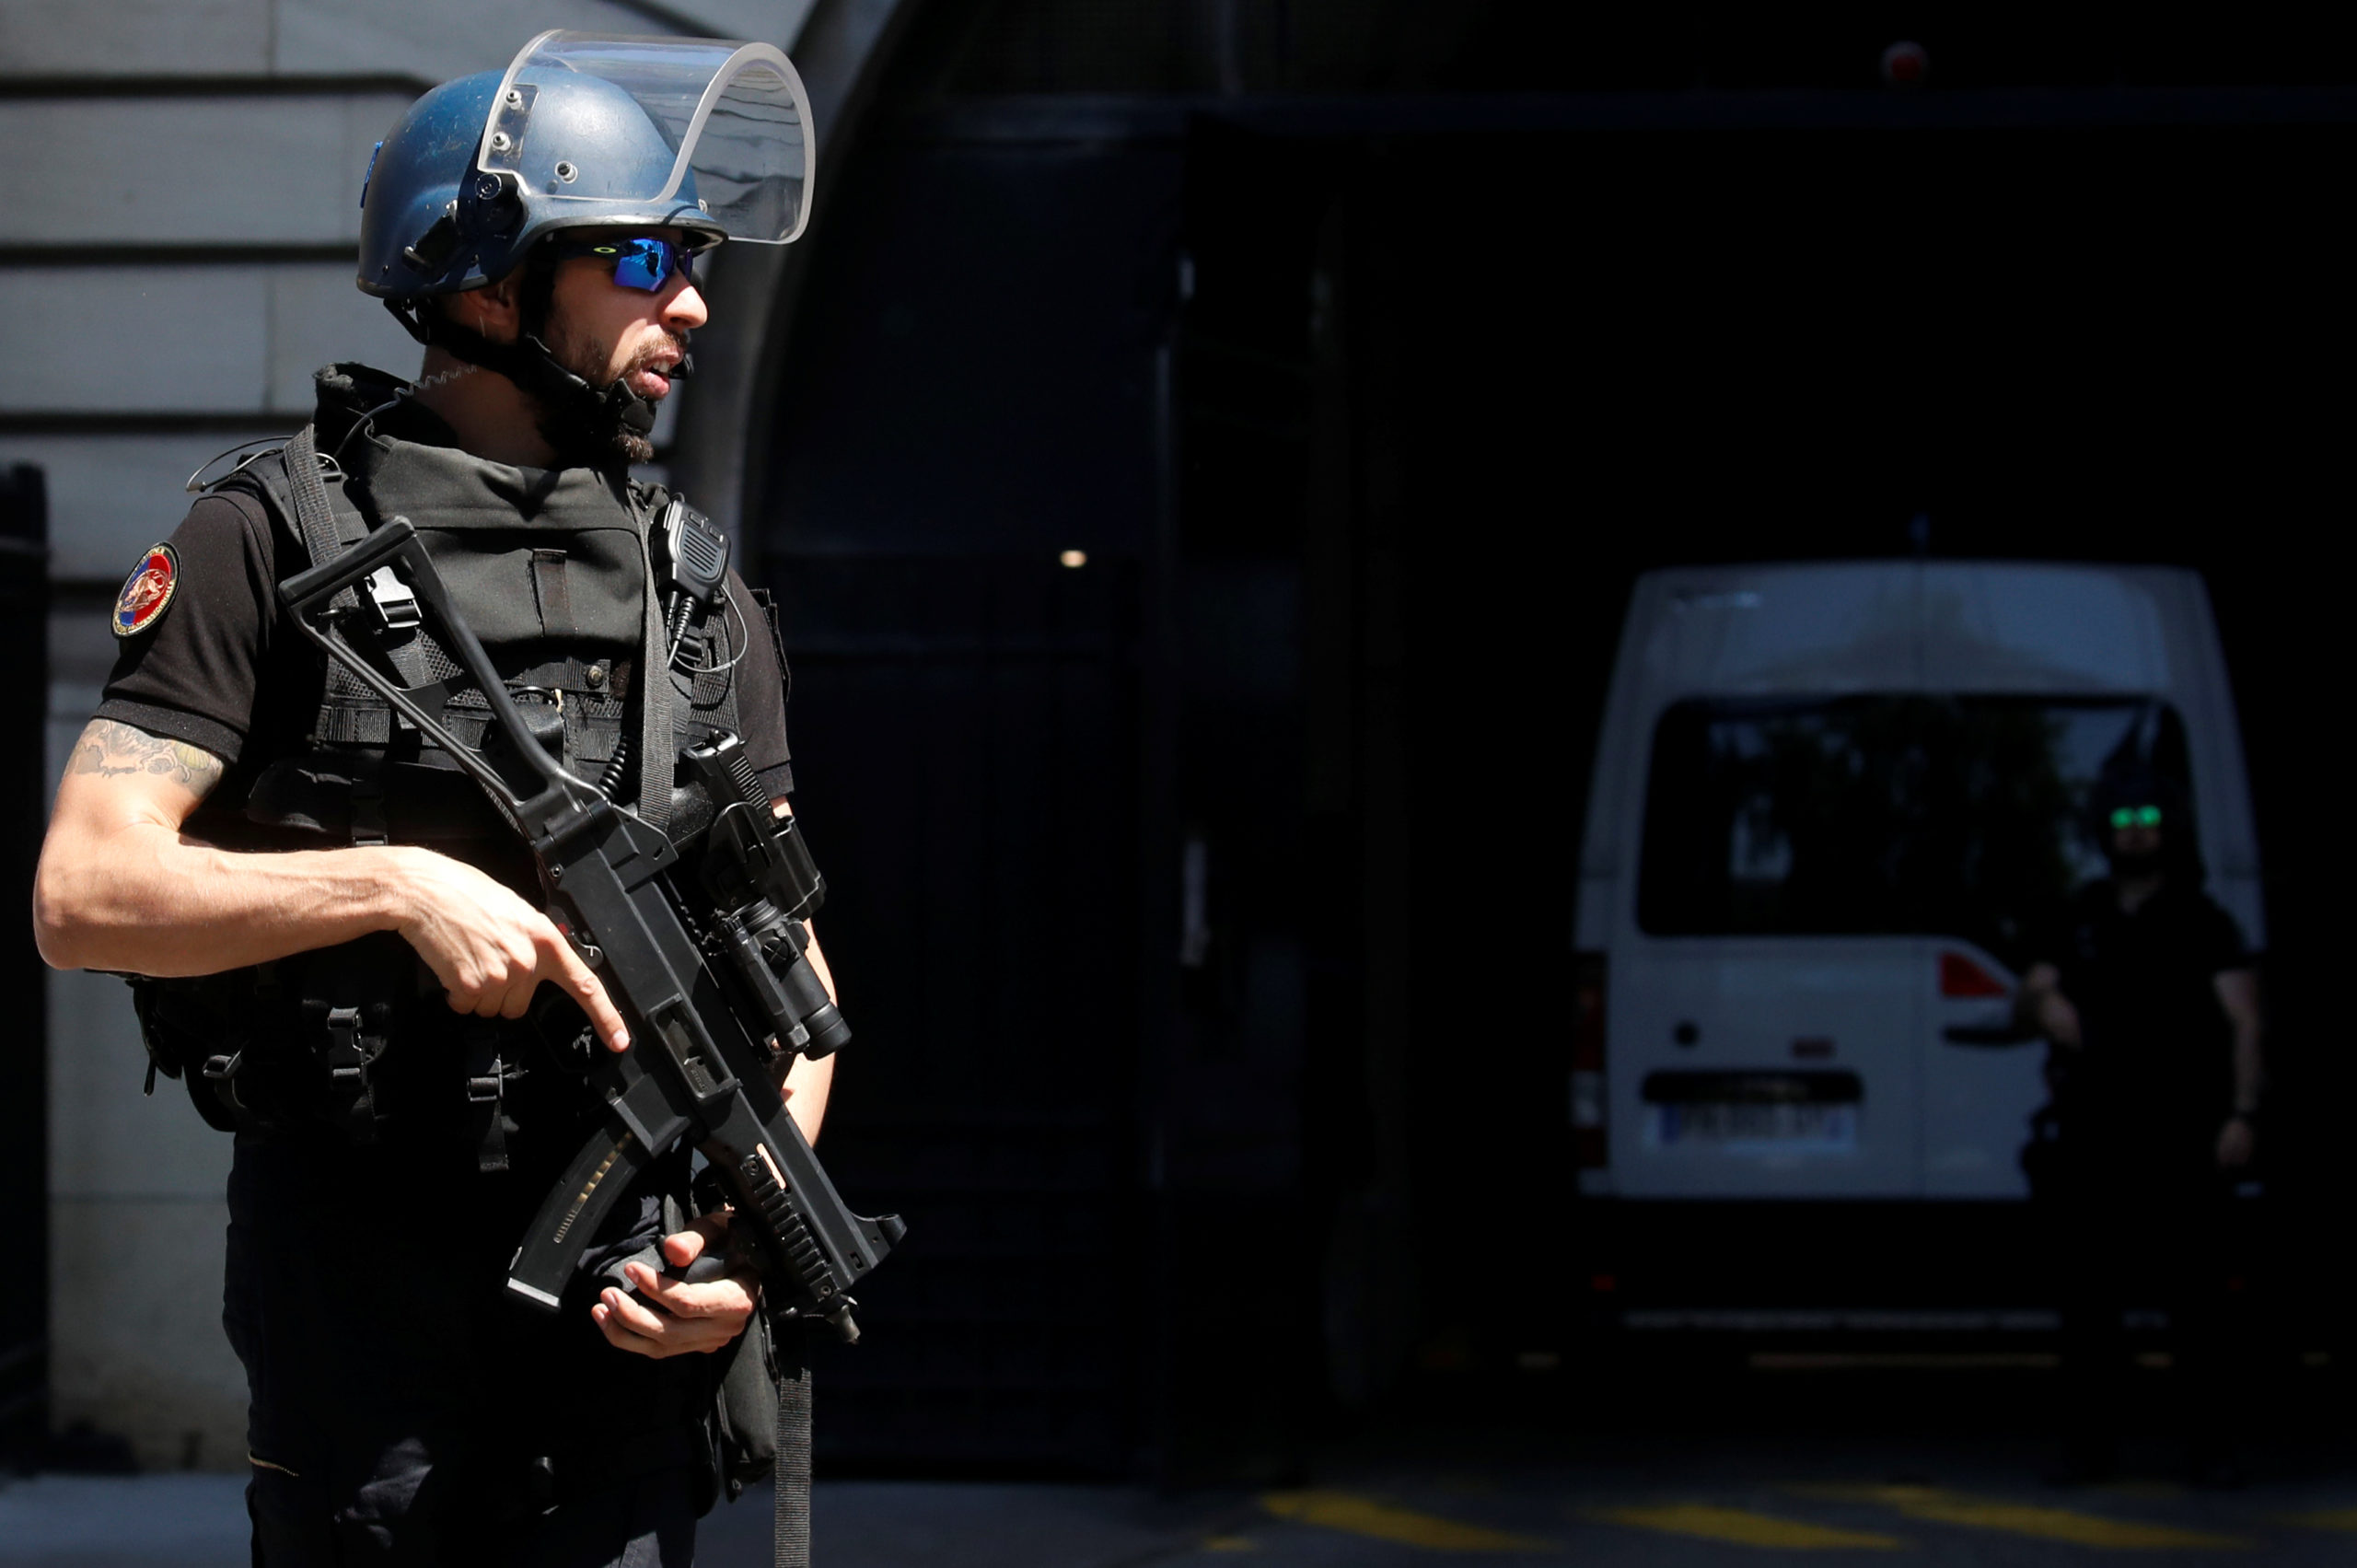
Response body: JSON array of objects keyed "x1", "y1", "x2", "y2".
[{"x1": 68, "y1": 719, "x2": 226, "y2": 796}]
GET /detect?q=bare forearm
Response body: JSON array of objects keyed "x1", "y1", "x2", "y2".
[
  {"x1": 36, "y1": 819, "x2": 412, "y2": 976},
  {"x1": 783, "y1": 1050, "x2": 835, "y2": 1144},
  {"x1": 776, "y1": 921, "x2": 838, "y2": 1143},
  {"x1": 37, "y1": 720, "x2": 632, "y2": 1046},
  {"x1": 35, "y1": 717, "x2": 412, "y2": 974},
  {"x1": 2230, "y1": 1024, "x2": 2264, "y2": 1115},
  {"x1": 2212, "y1": 968, "x2": 2264, "y2": 1116}
]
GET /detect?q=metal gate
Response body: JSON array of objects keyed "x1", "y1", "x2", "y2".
[
  {"x1": 1, "y1": 464, "x2": 49, "y2": 1461},
  {"x1": 771, "y1": 553, "x2": 1145, "y2": 1469}
]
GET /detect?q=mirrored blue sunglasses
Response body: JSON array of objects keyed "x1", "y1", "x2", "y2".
[{"x1": 549, "y1": 236, "x2": 700, "y2": 293}]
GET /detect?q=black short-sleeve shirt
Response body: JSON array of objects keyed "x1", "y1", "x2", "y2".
[
  {"x1": 95, "y1": 475, "x2": 793, "y2": 814},
  {"x1": 2039, "y1": 878, "x2": 2252, "y2": 1148},
  {"x1": 88, "y1": 388, "x2": 790, "y2": 1473}
]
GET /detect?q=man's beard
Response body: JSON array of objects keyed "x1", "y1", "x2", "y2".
[
  {"x1": 534, "y1": 322, "x2": 689, "y2": 468},
  {"x1": 2108, "y1": 845, "x2": 2164, "y2": 879}
]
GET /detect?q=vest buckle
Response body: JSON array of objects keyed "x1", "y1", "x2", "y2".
[
  {"x1": 324, "y1": 1005, "x2": 367, "y2": 1082},
  {"x1": 363, "y1": 565, "x2": 422, "y2": 632},
  {"x1": 464, "y1": 1031, "x2": 516, "y2": 1174},
  {"x1": 322, "y1": 1004, "x2": 387, "y2": 1145}
]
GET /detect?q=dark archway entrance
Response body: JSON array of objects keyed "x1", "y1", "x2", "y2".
[{"x1": 747, "y1": 22, "x2": 2355, "y2": 1474}]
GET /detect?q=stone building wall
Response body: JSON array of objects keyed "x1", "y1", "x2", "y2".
[{"x1": 0, "y1": 0, "x2": 813, "y2": 1470}]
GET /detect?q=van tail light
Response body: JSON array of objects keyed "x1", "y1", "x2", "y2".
[
  {"x1": 1939, "y1": 951, "x2": 2009, "y2": 998},
  {"x1": 1571, "y1": 952, "x2": 1607, "y2": 1168}
]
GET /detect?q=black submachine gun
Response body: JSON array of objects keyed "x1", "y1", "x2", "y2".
[{"x1": 278, "y1": 517, "x2": 904, "y2": 1342}]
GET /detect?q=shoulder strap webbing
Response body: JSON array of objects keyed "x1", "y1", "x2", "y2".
[
  {"x1": 774, "y1": 1319, "x2": 812, "y2": 1568},
  {"x1": 270, "y1": 429, "x2": 459, "y2": 755},
  {"x1": 281, "y1": 426, "x2": 359, "y2": 608},
  {"x1": 634, "y1": 517, "x2": 675, "y2": 830}
]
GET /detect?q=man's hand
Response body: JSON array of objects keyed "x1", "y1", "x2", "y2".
[
  {"x1": 2019, "y1": 962, "x2": 2083, "y2": 1049},
  {"x1": 2216, "y1": 1114, "x2": 2256, "y2": 1170},
  {"x1": 2033, "y1": 990, "x2": 2083, "y2": 1049},
  {"x1": 591, "y1": 1214, "x2": 759, "y2": 1358},
  {"x1": 384, "y1": 846, "x2": 629, "y2": 1051}
]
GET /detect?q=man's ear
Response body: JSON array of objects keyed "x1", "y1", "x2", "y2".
[{"x1": 460, "y1": 273, "x2": 527, "y2": 345}]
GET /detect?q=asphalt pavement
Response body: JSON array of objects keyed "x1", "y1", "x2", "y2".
[{"x1": 5, "y1": 1435, "x2": 2353, "y2": 1568}]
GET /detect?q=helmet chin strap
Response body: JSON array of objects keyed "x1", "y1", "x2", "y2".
[{"x1": 407, "y1": 307, "x2": 685, "y2": 465}]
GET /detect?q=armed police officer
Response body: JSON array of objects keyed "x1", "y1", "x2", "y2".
[
  {"x1": 2019, "y1": 769, "x2": 2265, "y2": 1483},
  {"x1": 34, "y1": 34, "x2": 832, "y2": 1565}
]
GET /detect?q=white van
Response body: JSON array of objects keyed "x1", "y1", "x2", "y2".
[{"x1": 1572, "y1": 563, "x2": 2263, "y2": 1202}]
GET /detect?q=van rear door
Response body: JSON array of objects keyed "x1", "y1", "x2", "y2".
[
  {"x1": 1614, "y1": 933, "x2": 1921, "y2": 1197},
  {"x1": 1623, "y1": 692, "x2": 2202, "y2": 1200},
  {"x1": 1922, "y1": 936, "x2": 2044, "y2": 1197},
  {"x1": 1618, "y1": 697, "x2": 1948, "y2": 1199}
]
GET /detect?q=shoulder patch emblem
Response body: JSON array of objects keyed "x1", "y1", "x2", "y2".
[{"x1": 112, "y1": 544, "x2": 180, "y2": 638}]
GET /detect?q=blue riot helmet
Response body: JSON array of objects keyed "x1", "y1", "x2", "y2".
[
  {"x1": 357, "y1": 71, "x2": 711, "y2": 303},
  {"x1": 355, "y1": 31, "x2": 814, "y2": 454}
]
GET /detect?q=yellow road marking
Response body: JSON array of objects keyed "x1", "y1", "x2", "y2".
[
  {"x1": 1595, "y1": 1504, "x2": 1901, "y2": 1550},
  {"x1": 2285, "y1": 1509, "x2": 2357, "y2": 1532},
  {"x1": 1821, "y1": 1486, "x2": 2252, "y2": 1550},
  {"x1": 1260, "y1": 1491, "x2": 1554, "y2": 1551},
  {"x1": 1203, "y1": 1536, "x2": 1260, "y2": 1551}
]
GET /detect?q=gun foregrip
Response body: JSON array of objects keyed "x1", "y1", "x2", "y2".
[{"x1": 727, "y1": 1144, "x2": 838, "y2": 1305}]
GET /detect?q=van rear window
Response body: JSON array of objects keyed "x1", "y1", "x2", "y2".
[{"x1": 1637, "y1": 696, "x2": 2192, "y2": 951}]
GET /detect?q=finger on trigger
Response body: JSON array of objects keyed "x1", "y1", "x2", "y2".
[{"x1": 565, "y1": 957, "x2": 630, "y2": 1052}]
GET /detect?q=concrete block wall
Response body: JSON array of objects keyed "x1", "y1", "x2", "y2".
[{"x1": 3, "y1": 0, "x2": 812, "y2": 1471}]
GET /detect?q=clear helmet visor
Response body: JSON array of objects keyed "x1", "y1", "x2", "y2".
[{"x1": 479, "y1": 30, "x2": 814, "y2": 243}]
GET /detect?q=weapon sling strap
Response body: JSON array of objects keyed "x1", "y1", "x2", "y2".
[
  {"x1": 281, "y1": 425, "x2": 351, "y2": 610},
  {"x1": 633, "y1": 515, "x2": 675, "y2": 831},
  {"x1": 775, "y1": 1317, "x2": 812, "y2": 1568}
]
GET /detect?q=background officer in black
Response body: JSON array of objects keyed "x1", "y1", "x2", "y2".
[
  {"x1": 2018, "y1": 770, "x2": 2265, "y2": 1483},
  {"x1": 32, "y1": 38, "x2": 830, "y2": 1566}
]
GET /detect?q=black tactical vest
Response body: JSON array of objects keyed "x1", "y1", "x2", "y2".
[{"x1": 138, "y1": 368, "x2": 749, "y2": 1159}]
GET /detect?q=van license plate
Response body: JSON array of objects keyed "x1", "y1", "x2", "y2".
[{"x1": 1644, "y1": 1102, "x2": 1856, "y2": 1153}]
